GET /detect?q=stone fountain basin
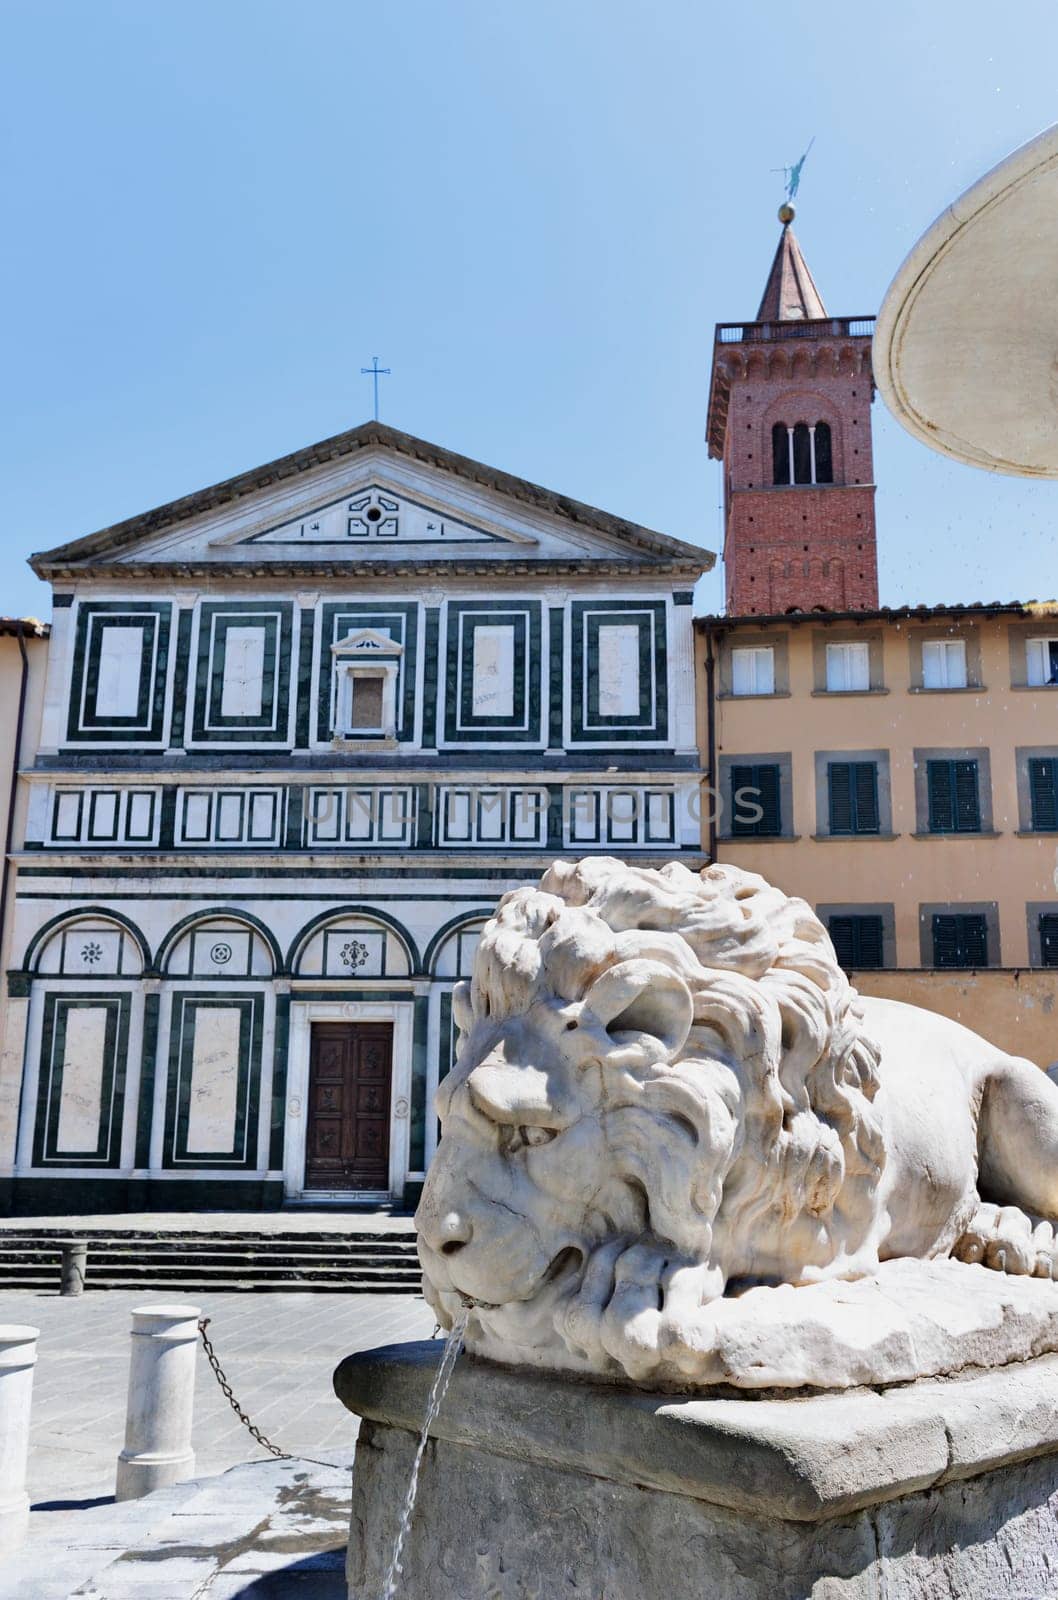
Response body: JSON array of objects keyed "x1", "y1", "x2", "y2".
[{"x1": 335, "y1": 1264, "x2": 1058, "y2": 1598}]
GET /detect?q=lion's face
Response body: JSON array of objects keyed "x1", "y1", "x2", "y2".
[
  {"x1": 415, "y1": 859, "x2": 885, "y2": 1384},
  {"x1": 417, "y1": 955, "x2": 701, "y2": 1327}
]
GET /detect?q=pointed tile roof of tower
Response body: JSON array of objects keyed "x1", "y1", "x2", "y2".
[{"x1": 756, "y1": 208, "x2": 827, "y2": 321}]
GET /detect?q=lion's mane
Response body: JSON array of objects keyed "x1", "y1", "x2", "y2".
[{"x1": 471, "y1": 857, "x2": 887, "y2": 1290}]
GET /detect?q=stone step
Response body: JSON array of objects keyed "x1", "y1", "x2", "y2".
[{"x1": 0, "y1": 1244, "x2": 419, "y2": 1264}]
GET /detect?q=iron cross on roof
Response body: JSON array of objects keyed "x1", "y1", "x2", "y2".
[{"x1": 360, "y1": 356, "x2": 391, "y2": 421}]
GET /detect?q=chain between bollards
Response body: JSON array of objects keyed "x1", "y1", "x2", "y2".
[{"x1": 196, "y1": 1317, "x2": 350, "y2": 1472}]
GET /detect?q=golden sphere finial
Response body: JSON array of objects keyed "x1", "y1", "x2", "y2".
[{"x1": 778, "y1": 201, "x2": 796, "y2": 225}]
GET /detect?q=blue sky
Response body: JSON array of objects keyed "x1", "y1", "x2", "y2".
[{"x1": 3, "y1": 1, "x2": 1057, "y2": 619}]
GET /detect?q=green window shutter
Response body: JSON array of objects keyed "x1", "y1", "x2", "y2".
[
  {"x1": 730, "y1": 765, "x2": 757, "y2": 836},
  {"x1": 932, "y1": 914, "x2": 960, "y2": 967},
  {"x1": 927, "y1": 762, "x2": 954, "y2": 831},
  {"x1": 1040, "y1": 913, "x2": 1058, "y2": 968},
  {"x1": 928, "y1": 759, "x2": 980, "y2": 832},
  {"x1": 828, "y1": 764, "x2": 854, "y2": 833},
  {"x1": 755, "y1": 765, "x2": 782, "y2": 835},
  {"x1": 829, "y1": 914, "x2": 884, "y2": 969},
  {"x1": 830, "y1": 762, "x2": 880, "y2": 834},
  {"x1": 960, "y1": 914, "x2": 988, "y2": 966},
  {"x1": 933, "y1": 913, "x2": 988, "y2": 968},
  {"x1": 730, "y1": 763, "x2": 782, "y2": 837},
  {"x1": 1029, "y1": 758, "x2": 1058, "y2": 831},
  {"x1": 854, "y1": 763, "x2": 880, "y2": 832},
  {"x1": 953, "y1": 761, "x2": 981, "y2": 832}
]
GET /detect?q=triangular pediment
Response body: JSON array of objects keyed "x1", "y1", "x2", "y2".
[
  {"x1": 234, "y1": 481, "x2": 523, "y2": 548},
  {"x1": 331, "y1": 627, "x2": 404, "y2": 656},
  {"x1": 30, "y1": 421, "x2": 712, "y2": 579}
]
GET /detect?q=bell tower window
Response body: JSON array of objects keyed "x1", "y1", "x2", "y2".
[{"x1": 772, "y1": 420, "x2": 834, "y2": 486}]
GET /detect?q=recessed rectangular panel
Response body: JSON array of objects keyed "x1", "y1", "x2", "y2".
[
  {"x1": 125, "y1": 791, "x2": 156, "y2": 842},
  {"x1": 248, "y1": 791, "x2": 278, "y2": 842},
  {"x1": 219, "y1": 627, "x2": 267, "y2": 718},
  {"x1": 471, "y1": 626, "x2": 515, "y2": 718},
  {"x1": 476, "y1": 791, "x2": 506, "y2": 842},
  {"x1": 646, "y1": 789, "x2": 676, "y2": 843},
  {"x1": 378, "y1": 789, "x2": 412, "y2": 843},
  {"x1": 569, "y1": 789, "x2": 601, "y2": 843},
  {"x1": 53, "y1": 791, "x2": 83, "y2": 841},
  {"x1": 87, "y1": 791, "x2": 119, "y2": 841},
  {"x1": 164, "y1": 992, "x2": 262, "y2": 1168},
  {"x1": 33, "y1": 993, "x2": 129, "y2": 1167},
  {"x1": 597, "y1": 626, "x2": 641, "y2": 718},
  {"x1": 444, "y1": 790, "x2": 472, "y2": 842},
  {"x1": 94, "y1": 626, "x2": 145, "y2": 718},
  {"x1": 215, "y1": 793, "x2": 245, "y2": 841},
  {"x1": 344, "y1": 791, "x2": 375, "y2": 842},
  {"x1": 309, "y1": 790, "x2": 341, "y2": 842},
  {"x1": 181, "y1": 792, "x2": 212, "y2": 843},
  {"x1": 606, "y1": 789, "x2": 639, "y2": 843},
  {"x1": 67, "y1": 603, "x2": 170, "y2": 742},
  {"x1": 571, "y1": 602, "x2": 667, "y2": 742},
  {"x1": 510, "y1": 789, "x2": 546, "y2": 842},
  {"x1": 54, "y1": 1005, "x2": 110, "y2": 1154},
  {"x1": 185, "y1": 1006, "x2": 242, "y2": 1153}
]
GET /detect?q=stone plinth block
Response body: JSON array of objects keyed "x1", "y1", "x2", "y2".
[
  {"x1": 115, "y1": 1304, "x2": 200, "y2": 1503},
  {"x1": 335, "y1": 1341, "x2": 1058, "y2": 1599},
  {"x1": 0, "y1": 1325, "x2": 38, "y2": 1553}
]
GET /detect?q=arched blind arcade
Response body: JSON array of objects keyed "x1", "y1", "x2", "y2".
[{"x1": 771, "y1": 421, "x2": 834, "y2": 486}]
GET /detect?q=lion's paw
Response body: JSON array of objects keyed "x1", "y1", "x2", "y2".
[{"x1": 953, "y1": 1203, "x2": 1058, "y2": 1278}]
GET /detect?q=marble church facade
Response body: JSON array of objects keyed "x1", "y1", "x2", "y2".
[{"x1": 0, "y1": 422, "x2": 709, "y2": 1213}]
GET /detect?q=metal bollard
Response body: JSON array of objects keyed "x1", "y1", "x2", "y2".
[
  {"x1": 59, "y1": 1240, "x2": 87, "y2": 1297},
  {"x1": 0, "y1": 1325, "x2": 39, "y2": 1552},
  {"x1": 115, "y1": 1305, "x2": 201, "y2": 1502}
]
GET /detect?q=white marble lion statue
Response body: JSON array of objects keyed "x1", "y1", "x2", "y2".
[{"x1": 418, "y1": 858, "x2": 1058, "y2": 1387}]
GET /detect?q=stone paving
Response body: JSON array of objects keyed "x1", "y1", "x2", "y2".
[
  {"x1": 0, "y1": 1287, "x2": 436, "y2": 1598},
  {"x1": 0, "y1": 1287, "x2": 434, "y2": 1503}
]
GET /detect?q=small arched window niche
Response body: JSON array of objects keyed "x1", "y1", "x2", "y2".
[{"x1": 772, "y1": 421, "x2": 834, "y2": 486}]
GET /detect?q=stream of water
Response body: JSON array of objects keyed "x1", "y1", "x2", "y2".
[{"x1": 380, "y1": 1306, "x2": 470, "y2": 1600}]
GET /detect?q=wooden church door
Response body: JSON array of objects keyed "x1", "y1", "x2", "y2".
[{"x1": 305, "y1": 1022, "x2": 392, "y2": 1191}]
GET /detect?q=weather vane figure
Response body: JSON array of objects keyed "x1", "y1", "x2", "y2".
[{"x1": 771, "y1": 137, "x2": 815, "y2": 225}]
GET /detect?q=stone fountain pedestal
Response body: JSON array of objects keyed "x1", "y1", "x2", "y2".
[{"x1": 335, "y1": 1340, "x2": 1058, "y2": 1600}]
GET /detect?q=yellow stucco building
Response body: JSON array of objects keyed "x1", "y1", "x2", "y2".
[{"x1": 696, "y1": 603, "x2": 1058, "y2": 1065}]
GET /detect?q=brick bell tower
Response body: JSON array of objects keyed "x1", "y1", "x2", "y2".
[{"x1": 706, "y1": 203, "x2": 878, "y2": 615}]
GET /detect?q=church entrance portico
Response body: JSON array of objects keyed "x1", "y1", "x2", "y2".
[{"x1": 283, "y1": 999, "x2": 415, "y2": 1204}]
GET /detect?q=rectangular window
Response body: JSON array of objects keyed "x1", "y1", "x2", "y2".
[
  {"x1": 731, "y1": 646, "x2": 775, "y2": 696},
  {"x1": 827, "y1": 761, "x2": 880, "y2": 835},
  {"x1": 1041, "y1": 913, "x2": 1058, "y2": 968},
  {"x1": 1029, "y1": 757, "x2": 1058, "y2": 831},
  {"x1": 1027, "y1": 638, "x2": 1058, "y2": 687},
  {"x1": 926, "y1": 759, "x2": 981, "y2": 833},
  {"x1": 828, "y1": 914, "x2": 884, "y2": 970},
  {"x1": 932, "y1": 913, "x2": 988, "y2": 968},
  {"x1": 350, "y1": 673, "x2": 385, "y2": 732},
  {"x1": 730, "y1": 763, "x2": 782, "y2": 837},
  {"x1": 826, "y1": 641, "x2": 870, "y2": 692},
  {"x1": 922, "y1": 639, "x2": 967, "y2": 689},
  {"x1": 597, "y1": 625, "x2": 642, "y2": 716}
]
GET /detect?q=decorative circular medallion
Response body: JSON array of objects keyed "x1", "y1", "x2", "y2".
[
  {"x1": 340, "y1": 939, "x2": 369, "y2": 970},
  {"x1": 81, "y1": 940, "x2": 103, "y2": 965},
  {"x1": 209, "y1": 941, "x2": 233, "y2": 966}
]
